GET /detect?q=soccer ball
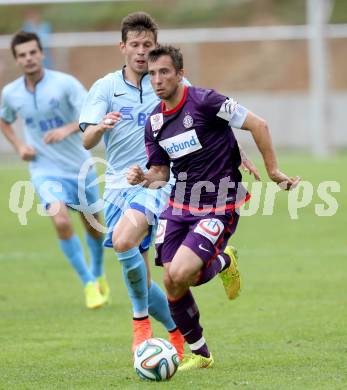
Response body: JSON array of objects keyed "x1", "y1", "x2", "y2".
[{"x1": 134, "y1": 338, "x2": 179, "y2": 381}]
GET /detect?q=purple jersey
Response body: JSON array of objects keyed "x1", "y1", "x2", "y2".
[{"x1": 145, "y1": 86, "x2": 249, "y2": 212}]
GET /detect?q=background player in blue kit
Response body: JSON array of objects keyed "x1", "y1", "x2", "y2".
[
  {"x1": 0, "y1": 31, "x2": 108, "y2": 309},
  {"x1": 79, "y1": 12, "x2": 185, "y2": 357},
  {"x1": 127, "y1": 45, "x2": 301, "y2": 371}
]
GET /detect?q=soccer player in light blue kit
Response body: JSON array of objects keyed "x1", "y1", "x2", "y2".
[
  {"x1": 80, "y1": 12, "x2": 185, "y2": 357},
  {"x1": 0, "y1": 31, "x2": 109, "y2": 309}
]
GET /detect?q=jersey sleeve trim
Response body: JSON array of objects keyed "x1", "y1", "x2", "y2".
[{"x1": 79, "y1": 122, "x2": 97, "y2": 132}]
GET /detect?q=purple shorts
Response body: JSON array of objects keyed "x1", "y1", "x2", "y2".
[{"x1": 154, "y1": 205, "x2": 239, "y2": 267}]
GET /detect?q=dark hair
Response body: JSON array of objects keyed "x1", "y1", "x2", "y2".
[
  {"x1": 11, "y1": 31, "x2": 42, "y2": 57},
  {"x1": 148, "y1": 45, "x2": 183, "y2": 72},
  {"x1": 121, "y1": 12, "x2": 158, "y2": 43}
]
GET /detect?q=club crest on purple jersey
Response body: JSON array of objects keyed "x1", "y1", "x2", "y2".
[
  {"x1": 194, "y1": 218, "x2": 224, "y2": 244},
  {"x1": 183, "y1": 113, "x2": 194, "y2": 129},
  {"x1": 150, "y1": 113, "x2": 164, "y2": 132}
]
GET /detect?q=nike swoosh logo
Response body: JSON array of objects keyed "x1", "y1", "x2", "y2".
[
  {"x1": 114, "y1": 93, "x2": 126, "y2": 97},
  {"x1": 198, "y1": 244, "x2": 210, "y2": 253}
]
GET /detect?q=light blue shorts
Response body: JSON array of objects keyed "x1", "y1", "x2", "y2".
[
  {"x1": 32, "y1": 170, "x2": 100, "y2": 213},
  {"x1": 103, "y1": 185, "x2": 171, "y2": 252}
]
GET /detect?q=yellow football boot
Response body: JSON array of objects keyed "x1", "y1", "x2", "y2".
[
  {"x1": 178, "y1": 353, "x2": 214, "y2": 371},
  {"x1": 219, "y1": 246, "x2": 241, "y2": 300},
  {"x1": 97, "y1": 275, "x2": 111, "y2": 303},
  {"x1": 84, "y1": 281, "x2": 107, "y2": 309}
]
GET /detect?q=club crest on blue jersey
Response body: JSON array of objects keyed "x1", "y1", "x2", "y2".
[
  {"x1": 25, "y1": 117, "x2": 35, "y2": 128},
  {"x1": 150, "y1": 113, "x2": 163, "y2": 132},
  {"x1": 49, "y1": 98, "x2": 60, "y2": 110},
  {"x1": 183, "y1": 113, "x2": 193, "y2": 129}
]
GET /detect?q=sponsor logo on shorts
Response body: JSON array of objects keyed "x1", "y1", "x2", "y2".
[
  {"x1": 155, "y1": 219, "x2": 167, "y2": 244},
  {"x1": 198, "y1": 244, "x2": 210, "y2": 253},
  {"x1": 194, "y1": 218, "x2": 224, "y2": 244},
  {"x1": 159, "y1": 129, "x2": 202, "y2": 159}
]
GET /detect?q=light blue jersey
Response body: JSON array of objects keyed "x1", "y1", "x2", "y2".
[
  {"x1": 80, "y1": 67, "x2": 184, "y2": 329},
  {"x1": 79, "y1": 67, "x2": 180, "y2": 247},
  {"x1": 80, "y1": 68, "x2": 160, "y2": 190},
  {"x1": 0, "y1": 69, "x2": 91, "y2": 179}
]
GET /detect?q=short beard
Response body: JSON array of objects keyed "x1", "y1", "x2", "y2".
[{"x1": 164, "y1": 84, "x2": 179, "y2": 101}]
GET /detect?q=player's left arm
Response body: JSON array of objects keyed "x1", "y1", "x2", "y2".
[
  {"x1": 44, "y1": 121, "x2": 80, "y2": 144},
  {"x1": 201, "y1": 89, "x2": 261, "y2": 181},
  {"x1": 203, "y1": 90, "x2": 260, "y2": 180},
  {"x1": 215, "y1": 95, "x2": 300, "y2": 190},
  {"x1": 240, "y1": 111, "x2": 300, "y2": 190}
]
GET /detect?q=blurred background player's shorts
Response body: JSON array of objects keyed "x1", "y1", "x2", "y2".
[{"x1": 31, "y1": 170, "x2": 99, "y2": 212}]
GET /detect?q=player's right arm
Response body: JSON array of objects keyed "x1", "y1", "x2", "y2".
[
  {"x1": 79, "y1": 77, "x2": 121, "y2": 149},
  {"x1": 128, "y1": 112, "x2": 171, "y2": 188},
  {"x1": 0, "y1": 119, "x2": 36, "y2": 161},
  {"x1": 127, "y1": 164, "x2": 169, "y2": 188},
  {"x1": 83, "y1": 112, "x2": 121, "y2": 149},
  {"x1": 0, "y1": 88, "x2": 36, "y2": 161}
]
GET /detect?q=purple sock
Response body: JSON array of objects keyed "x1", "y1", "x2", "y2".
[
  {"x1": 194, "y1": 253, "x2": 230, "y2": 286},
  {"x1": 193, "y1": 344, "x2": 210, "y2": 358},
  {"x1": 168, "y1": 290, "x2": 210, "y2": 358}
]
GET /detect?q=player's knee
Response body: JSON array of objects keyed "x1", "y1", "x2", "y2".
[
  {"x1": 112, "y1": 235, "x2": 137, "y2": 252},
  {"x1": 168, "y1": 267, "x2": 189, "y2": 286},
  {"x1": 54, "y1": 215, "x2": 71, "y2": 234}
]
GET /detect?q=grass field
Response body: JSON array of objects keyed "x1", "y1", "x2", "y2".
[{"x1": 0, "y1": 155, "x2": 346, "y2": 389}]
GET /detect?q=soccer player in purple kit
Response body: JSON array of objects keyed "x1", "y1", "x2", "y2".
[{"x1": 127, "y1": 45, "x2": 300, "y2": 371}]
